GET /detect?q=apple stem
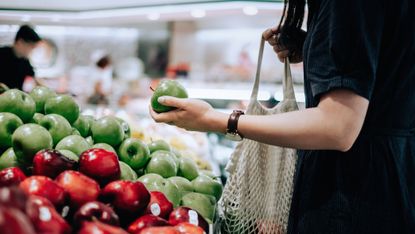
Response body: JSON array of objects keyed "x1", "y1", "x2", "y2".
[{"x1": 149, "y1": 86, "x2": 155, "y2": 92}]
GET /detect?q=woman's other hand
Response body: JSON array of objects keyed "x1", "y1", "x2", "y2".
[
  {"x1": 149, "y1": 96, "x2": 227, "y2": 133},
  {"x1": 262, "y1": 27, "x2": 304, "y2": 63}
]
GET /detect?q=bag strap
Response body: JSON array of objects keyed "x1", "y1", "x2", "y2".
[
  {"x1": 250, "y1": 37, "x2": 265, "y2": 100},
  {"x1": 283, "y1": 57, "x2": 296, "y2": 100},
  {"x1": 250, "y1": 36, "x2": 297, "y2": 101}
]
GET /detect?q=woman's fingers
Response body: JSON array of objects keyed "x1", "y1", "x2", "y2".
[
  {"x1": 262, "y1": 27, "x2": 278, "y2": 40},
  {"x1": 157, "y1": 96, "x2": 186, "y2": 109},
  {"x1": 273, "y1": 49, "x2": 289, "y2": 62}
]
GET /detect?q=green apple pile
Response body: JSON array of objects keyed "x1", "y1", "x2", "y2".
[
  {"x1": 137, "y1": 139, "x2": 223, "y2": 222},
  {"x1": 0, "y1": 86, "x2": 222, "y2": 224}
]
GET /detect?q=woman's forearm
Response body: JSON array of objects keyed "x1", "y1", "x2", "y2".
[{"x1": 210, "y1": 90, "x2": 368, "y2": 151}]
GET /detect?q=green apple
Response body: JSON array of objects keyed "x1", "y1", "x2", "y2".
[
  {"x1": 138, "y1": 173, "x2": 163, "y2": 186},
  {"x1": 39, "y1": 114, "x2": 72, "y2": 146},
  {"x1": 148, "y1": 139, "x2": 171, "y2": 154},
  {"x1": 29, "y1": 86, "x2": 57, "y2": 113},
  {"x1": 92, "y1": 143, "x2": 115, "y2": 153},
  {"x1": 83, "y1": 115, "x2": 95, "y2": 136},
  {"x1": 119, "y1": 161, "x2": 138, "y2": 181},
  {"x1": 145, "y1": 177, "x2": 181, "y2": 207},
  {"x1": 199, "y1": 169, "x2": 220, "y2": 179},
  {"x1": 44, "y1": 95, "x2": 80, "y2": 124},
  {"x1": 151, "y1": 79, "x2": 188, "y2": 113},
  {"x1": 86, "y1": 136, "x2": 94, "y2": 145},
  {"x1": 58, "y1": 149, "x2": 79, "y2": 162},
  {"x1": 71, "y1": 128, "x2": 81, "y2": 136},
  {"x1": 0, "y1": 112, "x2": 23, "y2": 150},
  {"x1": 171, "y1": 148, "x2": 182, "y2": 158},
  {"x1": 0, "y1": 148, "x2": 18, "y2": 170},
  {"x1": 146, "y1": 152, "x2": 177, "y2": 178},
  {"x1": 178, "y1": 157, "x2": 199, "y2": 181},
  {"x1": 181, "y1": 192, "x2": 216, "y2": 221},
  {"x1": 118, "y1": 138, "x2": 150, "y2": 170},
  {"x1": 192, "y1": 175, "x2": 223, "y2": 201},
  {"x1": 72, "y1": 115, "x2": 91, "y2": 137},
  {"x1": 0, "y1": 89, "x2": 35, "y2": 123},
  {"x1": 55, "y1": 135, "x2": 91, "y2": 156},
  {"x1": 115, "y1": 117, "x2": 131, "y2": 139},
  {"x1": 0, "y1": 83, "x2": 9, "y2": 94},
  {"x1": 12, "y1": 123, "x2": 53, "y2": 167},
  {"x1": 30, "y1": 113, "x2": 44, "y2": 124},
  {"x1": 168, "y1": 176, "x2": 193, "y2": 196},
  {"x1": 91, "y1": 116, "x2": 124, "y2": 147}
]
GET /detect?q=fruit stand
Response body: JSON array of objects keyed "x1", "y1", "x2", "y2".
[{"x1": 0, "y1": 84, "x2": 222, "y2": 234}]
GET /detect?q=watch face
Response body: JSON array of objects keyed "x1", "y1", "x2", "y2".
[{"x1": 225, "y1": 132, "x2": 243, "y2": 141}]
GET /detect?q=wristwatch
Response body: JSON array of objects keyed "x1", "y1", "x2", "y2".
[{"x1": 225, "y1": 110, "x2": 245, "y2": 141}]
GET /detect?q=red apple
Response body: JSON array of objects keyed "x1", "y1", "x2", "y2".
[
  {"x1": 127, "y1": 214, "x2": 170, "y2": 234},
  {"x1": 26, "y1": 195, "x2": 71, "y2": 234},
  {"x1": 100, "y1": 180, "x2": 150, "y2": 215},
  {"x1": 19, "y1": 176, "x2": 67, "y2": 208},
  {"x1": 0, "y1": 167, "x2": 26, "y2": 187},
  {"x1": 145, "y1": 191, "x2": 173, "y2": 219},
  {"x1": 140, "y1": 227, "x2": 180, "y2": 234},
  {"x1": 55, "y1": 170, "x2": 100, "y2": 208},
  {"x1": 73, "y1": 201, "x2": 119, "y2": 228},
  {"x1": 175, "y1": 222, "x2": 206, "y2": 234},
  {"x1": 78, "y1": 221, "x2": 128, "y2": 234},
  {"x1": 0, "y1": 186, "x2": 28, "y2": 211},
  {"x1": 0, "y1": 206, "x2": 36, "y2": 234},
  {"x1": 168, "y1": 207, "x2": 209, "y2": 232},
  {"x1": 79, "y1": 148, "x2": 120, "y2": 186},
  {"x1": 32, "y1": 149, "x2": 77, "y2": 179}
]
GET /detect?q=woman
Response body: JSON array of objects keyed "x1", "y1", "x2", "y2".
[{"x1": 150, "y1": 0, "x2": 415, "y2": 232}]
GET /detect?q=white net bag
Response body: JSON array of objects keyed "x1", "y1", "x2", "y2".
[{"x1": 217, "y1": 37, "x2": 299, "y2": 234}]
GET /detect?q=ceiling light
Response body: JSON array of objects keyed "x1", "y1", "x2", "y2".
[
  {"x1": 147, "y1": 13, "x2": 160, "y2": 21},
  {"x1": 243, "y1": 6, "x2": 258, "y2": 16},
  {"x1": 191, "y1": 9, "x2": 206, "y2": 18}
]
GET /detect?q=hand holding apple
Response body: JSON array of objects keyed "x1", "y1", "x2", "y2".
[
  {"x1": 151, "y1": 79, "x2": 188, "y2": 113},
  {"x1": 149, "y1": 97, "x2": 223, "y2": 133}
]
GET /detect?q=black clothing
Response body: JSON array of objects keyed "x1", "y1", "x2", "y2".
[
  {"x1": 0, "y1": 46, "x2": 34, "y2": 89},
  {"x1": 288, "y1": 0, "x2": 415, "y2": 233}
]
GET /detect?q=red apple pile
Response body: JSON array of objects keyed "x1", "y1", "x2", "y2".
[{"x1": 0, "y1": 86, "x2": 218, "y2": 233}]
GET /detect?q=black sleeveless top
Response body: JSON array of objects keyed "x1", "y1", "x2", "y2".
[{"x1": 288, "y1": 0, "x2": 415, "y2": 233}]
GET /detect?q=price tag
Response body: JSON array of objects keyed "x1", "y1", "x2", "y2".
[
  {"x1": 150, "y1": 203, "x2": 161, "y2": 216},
  {"x1": 188, "y1": 210, "x2": 199, "y2": 226}
]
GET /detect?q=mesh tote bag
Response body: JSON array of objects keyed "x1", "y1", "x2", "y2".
[{"x1": 217, "y1": 37, "x2": 299, "y2": 234}]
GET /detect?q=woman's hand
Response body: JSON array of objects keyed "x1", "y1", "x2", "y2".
[
  {"x1": 262, "y1": 27, "x2": 304, "y2": 63},
  {"x1": 149, "y1": 96, "x2": 228, "y2": 133}
]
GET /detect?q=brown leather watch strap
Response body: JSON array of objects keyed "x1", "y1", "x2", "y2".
[{"x1": 227, "y1": 110, "x2": 245, "y2": 136}]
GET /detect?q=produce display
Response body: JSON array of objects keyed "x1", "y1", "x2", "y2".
[{"x1": 0, "y1": 83, "x2": 222, "y2": 234}]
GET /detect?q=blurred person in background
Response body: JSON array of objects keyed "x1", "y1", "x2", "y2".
[
  {"x1": 87, "y1": 55, "x2": 113, "y2": 105},
  {"x1": 0, "y1": 25, "x2": 41, "y2": 90},
  {"x1": 151, "y1": 0, "x2": 415, "y2": 233}
]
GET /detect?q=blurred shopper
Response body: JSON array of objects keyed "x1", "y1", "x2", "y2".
[
  {"x1": 87, "y1": 55, "x2": 113, "y2": 105},
  {"x1": 0, "y1": 25, "x2": 41, "y2": 90},
  {"x1": 151, "y1": 0, "x2": 415, "y2": 233}
]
